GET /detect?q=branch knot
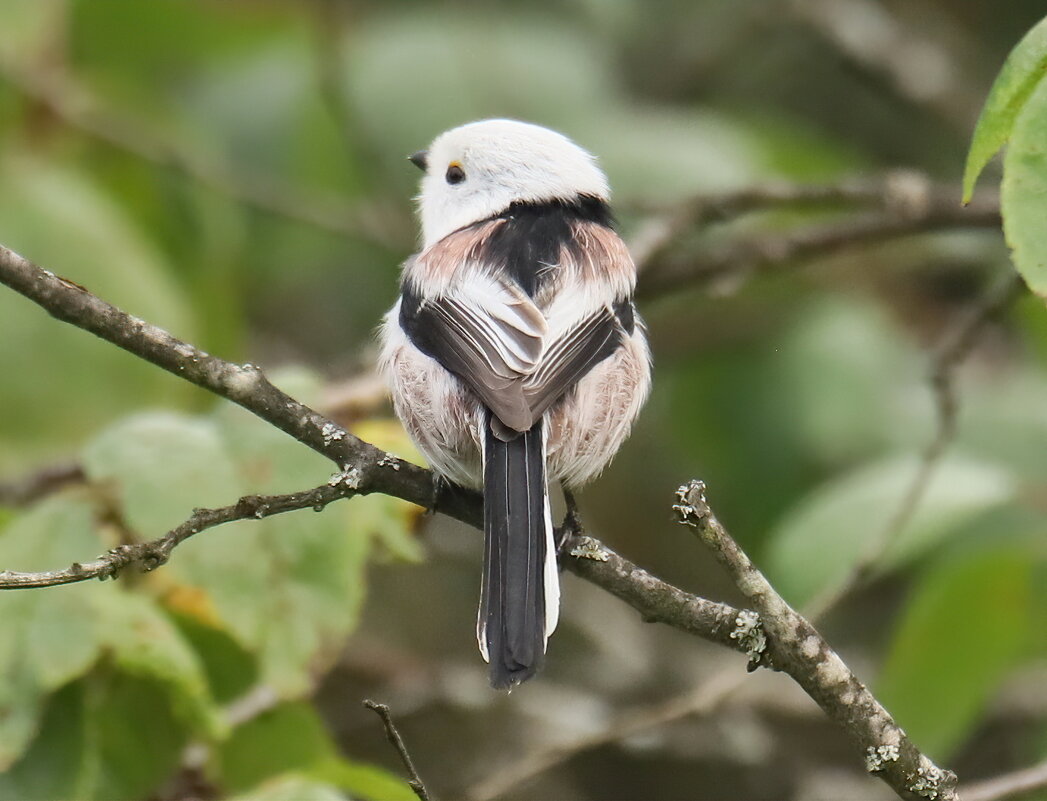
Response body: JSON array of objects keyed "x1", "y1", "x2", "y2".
[{"x1": 672, "y1": 480, "x2": 710, "y2": 526}]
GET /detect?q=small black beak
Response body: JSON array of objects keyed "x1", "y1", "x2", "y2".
[{"x1": 408, "y1": 150, "x2": 428, "y2": 171}]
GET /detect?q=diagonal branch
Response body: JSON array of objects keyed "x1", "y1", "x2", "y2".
[
  {"x1": 0, "y1": 242, "x2": 480, "y2": 527},
  {"x1": 674, "y1": 480, "x2": 958, "y2": 801},
  {"x1": 962, "y1": 758, "x2": 1047, "y2": 801},
  {"x1": 363, "y1": 700, "x2": 433, "y2": 801}
]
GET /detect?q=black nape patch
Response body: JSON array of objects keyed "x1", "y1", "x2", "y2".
[{"x1": 484, "y1": 195, "x2": 615, "y2": 297}]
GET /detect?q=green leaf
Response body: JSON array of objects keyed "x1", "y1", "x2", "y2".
[
  {"x1": 964, "y1": 14, "x2": 1047, "y2": 202},
  {"x1": 0, "y1": 496, "x2": 106, "y2": 769},
  {"x1": 228, "y1": 776, "x2": 348, "y2": 801},
  {"x1": 214, "y1": 701, "x2": 415, "y2": 801},
  {"x1": 0, "y1": 495, "x2": 220, "y2": 779},
  {"x1": 145, "y1": 384, "x2": 372, "y2": 696},
  {"x1": 81, "y1": 400, "x2": 368, "y2": 697},
  {"x1": 959, "y1": 371, "x2": 1047, "y2": 480},
  {"x1": 1002, "y1": 70, "x2": 1047, "y2": 298},
  {"x1": 214, "y1": 701, "x2": 336, "y2": 793},
  {"x1": 765, "y1": 455, "x2": 1017, "y2": 606},
  {"x1": 96, "y1": 591, "x2": 222, "y2": 739},
  {"x1": 86, "y1": 669, "x2": 190, "y2": 801},
  {"x1": 0, "y1": 683, "x2": 90, "y2": 801},
  {"x1": 774, "y1": 298, "x2": 924, "y2": 464},
  {"x1": 0, "y1": 157, "x2": 196, "y2": 472},
  {"x1": 82, "y1": 411, "x2": 242, "y2": 535},
  {"x1": 353, "y1": 420, "x2": 426, "y2": 564},
  {"x1": 877, "y1": 549, "x2": 1036, "y2": 759},
  {"x1": 311, "y1": 757, "x2": 419, "y2": 801},
  {"x1": 171, "y1": 613, "x2": 259, "y2": 704}
]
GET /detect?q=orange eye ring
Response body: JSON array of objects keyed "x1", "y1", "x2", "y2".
[{"x1": 446, "y1": 162, "x2": 466, "y2": 185}]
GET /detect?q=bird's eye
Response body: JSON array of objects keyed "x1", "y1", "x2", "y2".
[{"x1": 445, "y1": 163, "x2": 465, "y2": 185}]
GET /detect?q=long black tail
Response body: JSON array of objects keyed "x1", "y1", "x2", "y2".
[{"x1": 479, "y1": 414, "x2": 559, "y2": 689}]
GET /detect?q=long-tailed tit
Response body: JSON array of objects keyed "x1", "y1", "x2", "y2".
[{"x1": 380, "y1": 119, "x2": 651, "y2": 689}]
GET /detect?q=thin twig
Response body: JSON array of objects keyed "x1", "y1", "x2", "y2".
[
  {"x1": 465, "y1": 667, "x2": 747, "y2": 801},
  {"x1": 962, "y1": 758, "x2": 1047, "y2": 801},
  {"x1": 0, "y1": 461, "x2": 84, "y2": 507},
  {"x1": 788, "y1": 0, "x2": 978, "y2": 131},
  {"x1": 363, "y1": 700, "x2": 432, "y2": 801},
  {"x1": 803, "y1": 270, "x2": 1025, "y2": 620},
  {"x1": 631, "y1": 171, "x2": 942, "y2": 270},
  {"x1": 637, "y1": 195, "x2": 1001, "y2": 300},
  {"x1": 674, "y1": 480, "x2": 958, "y2": 801},
  {"x1": 0, "y1": 482, "x2": 358, "y2": 589}
]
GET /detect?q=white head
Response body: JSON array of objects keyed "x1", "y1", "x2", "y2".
[{"x1": 411, "y1": 119, "x2": 610, "y2": 248}]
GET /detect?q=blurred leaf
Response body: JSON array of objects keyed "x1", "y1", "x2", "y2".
[
  {"x1": 959, "y1": 371, "x2": 1047, "y2": 480},
  {"x1": 964, "y1": 14, "x2": 1047, "y2": 202},
  {"x1": 0, "y1": 157, "x2": 196, "y2": 471},
  {"x1": 311, "y1": 757, "x2": 419, "y2": 801},
  {"x1": 1002, "y1": 70, "x2": 1047, "y2": 299},
  {"x1": 0, "y1": 0, "x2": 65, "y2": 63},
  {"x1": 346, "y1": 11, "x2": 760, "y2": 197},
  {"x1": 0, "y1": 682, "x2": 88, "y2": 801},
  {"x1": 171, "y1": 613, "x2": 259, "y2": 705},
  {"x1": 82, "y1": 394, "x2": 370, "y2": 697},
  {"x1": 147, "y1": 374, "x2": 372, "y2": 696},
  {"x1": 353, "y1": 419, "x2": 426, "y2": 563},
  {"x1": 70, "y1": 0, "x2": 303, "y2": 114},
  {"x1": 95, "y1": 590, "x2": 222, "y2": 739},
  {"x1": 765, "y1": 455, "x2": 1017, "y2": 606},
  {"x1": 215, "y1": 701, "x2": 415, "y2": 801},
  {"x1": 214, "y1": 701, "x2": 336, "y2": 793},
  {"x1": 87, "y1": 670, "x2": 189, "y2": 801},
  {"x1": 0, "y1": 494, "x2": 220, "y2": 782},
  {"x1": 775, "y1": 299, "x2": 925, "y2": 464},
  {"x1": 228, "y1": 776, "x2": 348, "y2": 801},
  {"x1": 0, "y1": 496, "x2": 104, "y2": 769},
  {"x1": 82, "y1": 412, "x2": 241, "y2": 535},
  {"x1": 877, "y1": 549, "x2": 1036, "y2": 759}
]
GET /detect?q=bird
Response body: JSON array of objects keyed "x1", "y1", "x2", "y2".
[{"x1": 379, "y1": 119, "x2": 651, "y2": 689}]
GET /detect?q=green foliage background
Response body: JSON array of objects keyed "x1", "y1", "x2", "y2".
[{"x1": 1, "y1": 1, "x2": 1046, "y2": 799}]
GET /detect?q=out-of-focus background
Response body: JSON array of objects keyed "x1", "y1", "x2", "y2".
[{"x1": 1, "y1": 1, "x2": 1046, "y2": 800}]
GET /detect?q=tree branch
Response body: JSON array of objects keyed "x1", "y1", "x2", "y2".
[
  {"x1": 674, "y1": 480, "x2": 958, "y2": 801},
  {"x1": 0, "y1": 243, "x2": 482, "y2": 527},
  {"x1": 962, "y1": 758, "x2": 1047, "y2": 801},
  {"x1": 636, "y1": 192, "x2": 1001, "y2": 300},
  {"x1": 0, "y1": 482, "x2": 359, "y2": 589},
  {"x1": 0, "y1": 461, "x2": 84, "y2": 507},
  {"x1": 363, "y1": 700, "x2": 433, "y2": 801},
  {"x1": 0, "y1": 236, "x2": 975, "y2": 799},
  {"x1": 465, "y1": 666, "x2": 748, "y2": 801},
  {"x1": 804, "y1": 270, "x2": 1025, "y2": 619}
]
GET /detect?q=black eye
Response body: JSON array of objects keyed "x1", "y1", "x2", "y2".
[{"x1": 445, "y1": 164, "x2": 465, "y2": 185}]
